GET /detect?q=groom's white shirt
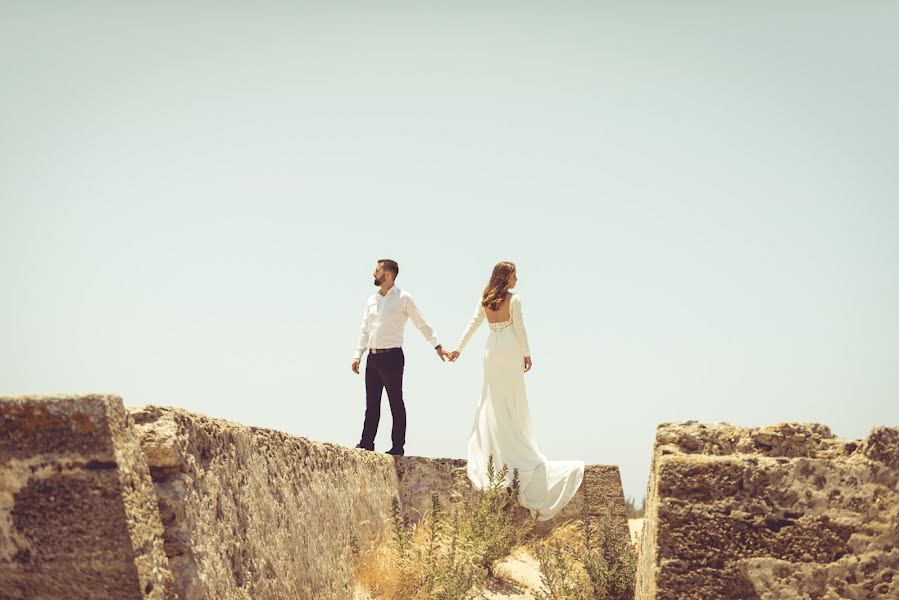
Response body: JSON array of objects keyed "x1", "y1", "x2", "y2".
[{"x1": 354, "y1": 285, "x2": 439, "y2": 360}]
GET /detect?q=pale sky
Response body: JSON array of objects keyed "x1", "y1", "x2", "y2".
[{"x1": 2, "y1": 1, "x2": 897, "y2": 502}]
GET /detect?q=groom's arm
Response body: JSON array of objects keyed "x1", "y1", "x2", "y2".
[
  {"x1": 352, "y1": 302, "x2": 371, "y2": 373},
  {"x1": 403, "y1": 293, "x2": 446, "y2": 360}
]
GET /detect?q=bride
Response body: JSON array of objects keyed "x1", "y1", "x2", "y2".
[{"x1": 448, "y1": 261, "x2": 584, "y2": 521}]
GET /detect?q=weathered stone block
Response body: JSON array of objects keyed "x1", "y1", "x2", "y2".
[
  {"x1": 636, "y1": 421, "x2": 899, "y2": 600},
  {"x1": 0, "y1": 395, "x2": 170, "y2": 600}
]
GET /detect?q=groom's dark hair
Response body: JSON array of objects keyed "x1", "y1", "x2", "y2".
[{"x1": 378, "y1": 259, "x2": 399, "y2": 279}]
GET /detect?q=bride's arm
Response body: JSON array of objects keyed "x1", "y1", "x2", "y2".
[
  {"x1": 510, "y1": 294, "x2": 532, "y2": 357},
  {"x1": 452, "y1": 300, "x2": 486, "y2": 355}
]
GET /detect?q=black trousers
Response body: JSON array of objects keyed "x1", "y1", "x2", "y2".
[{"x1": 359, "y1": 349, "x2": 405, "y2": 450}]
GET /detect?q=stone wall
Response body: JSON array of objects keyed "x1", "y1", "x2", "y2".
[
  {"x1": 1, "y1": 395, "x2": 628, "y2": 599},
  {"x1": 129, "y1": 405, "x2": 402, "y2": 600},
  {"x1": 636, "y1": 421, "x2": 899, "y2": 600},
  {"x1": 0, "y1": 395, "x2": 170, "y2": 600}
]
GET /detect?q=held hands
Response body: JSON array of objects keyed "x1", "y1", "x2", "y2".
[
  {"x1": 436, "y1": 346, "x2": 450, "y2": 362},
  {"x1": 447, "y1": 350, "x2": 460, "y2": 362}
]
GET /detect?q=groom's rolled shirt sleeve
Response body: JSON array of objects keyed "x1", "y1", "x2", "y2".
[{"x1": 404, "y1": 293, "x2": 439, "y2": 348}]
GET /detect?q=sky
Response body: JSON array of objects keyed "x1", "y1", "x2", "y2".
[{"x1": 1, "y1": 1, "x2": 897, "y2": 503}]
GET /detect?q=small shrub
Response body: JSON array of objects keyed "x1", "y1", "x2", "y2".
[
  {"x1": 532, "y1": 518, "x2": 636, "y2": 600},
  {"x1": 390, "y1": 496, "x2": 412, "y2": 558},
  {"x1": 533, "y1": 538, "x2": 589, "y2": 600},
  {"x1": 456, "y1": 455, "x2": 531, "y2": 576}
]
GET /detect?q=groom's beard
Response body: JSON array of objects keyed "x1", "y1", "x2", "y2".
[{"x1": 373, "y1": 275, "x2": 385, "y2": 286}]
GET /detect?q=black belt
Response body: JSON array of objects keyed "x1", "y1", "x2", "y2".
[{"x1": 369, "y1": 347, "x2": 402, "y2": 355}]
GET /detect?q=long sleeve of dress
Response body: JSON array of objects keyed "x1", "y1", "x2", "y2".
[
  {"x1": 510, "y1": 294, "x2": 531, "y2": 356},
  {"x1": 454, "y1": 300, "x2": 486, "y2": 353}
]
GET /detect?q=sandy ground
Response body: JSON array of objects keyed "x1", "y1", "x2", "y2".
[{"x1": 476, "y1": 546, "x2": 547, "y2": 599}]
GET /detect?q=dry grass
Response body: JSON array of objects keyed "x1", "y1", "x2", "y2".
[{"x1": 353, "y1": 529, "x2": 418, "y2": 599}]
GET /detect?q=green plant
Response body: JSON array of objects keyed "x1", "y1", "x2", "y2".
[
  {"x1": 390, "y1": 496, "x2": 412, "y2": 559},
  {"x1": 456, "y1": 455, "x2": 530, "y2": 576},
  {"x1": 581, "y1": 519, "x2": 636, "y2": 600},
  {"x1": 533, "y1": 539, "x2": 586, "y2": 600},
  {"x1": 532, "y1": 519, "x2": 636, "y2": 600}
]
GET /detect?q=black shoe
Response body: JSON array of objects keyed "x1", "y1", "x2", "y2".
[
  {"x1": 385, "y1": 447, "x2": 404, "y2": 456},
  {"x1": 355, "y1": 443, "x2": 374, "y2": 451}
]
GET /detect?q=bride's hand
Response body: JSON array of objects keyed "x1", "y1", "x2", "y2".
[
  {"x1": 523, "y1": 356, "x2": 532, "y2": 372},
  {"x1": 447, "y1": 350, "x2": 460, "y2": 362}
]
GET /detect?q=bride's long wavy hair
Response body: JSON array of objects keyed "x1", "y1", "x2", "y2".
[{"x1": 481, "y1": 261, "x2": 516, "y2": 311}]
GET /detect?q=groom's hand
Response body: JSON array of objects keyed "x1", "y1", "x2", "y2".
[
  {"x1": 435, "y1": 345, "x2": 448, "y2": 362},
  {"x1": 351, "y1": 359, "x2": 361, "y2": 374}
]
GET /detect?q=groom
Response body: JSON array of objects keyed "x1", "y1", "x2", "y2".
[{"x1": 351, "y1": 259, "x2": 449, "y2": 456}]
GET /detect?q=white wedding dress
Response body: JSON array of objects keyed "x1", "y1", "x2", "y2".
[{"x1": 455, "y1": 293, "x2": 584, "y2": 521}]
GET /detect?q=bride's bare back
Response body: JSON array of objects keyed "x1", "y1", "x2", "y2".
[{"x1": 485, "y1": 296, "x2": 512, "y2": 323}]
